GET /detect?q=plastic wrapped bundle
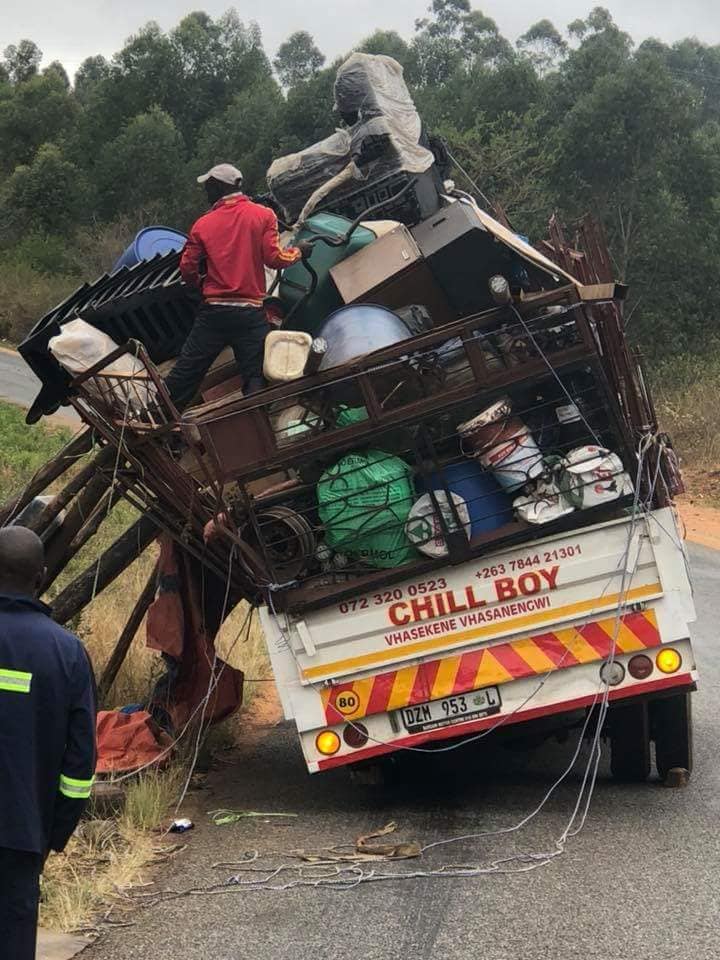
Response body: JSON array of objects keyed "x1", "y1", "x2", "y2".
[
  {"x1": 334, "y1": 53, "x2": 434, "y2": 177},
  {"x1": 267, "y1": 129, "x2": 352, "y2": 223},
  {"x1": 267, "y1": 54, "x2": 436, "y2": 224}
]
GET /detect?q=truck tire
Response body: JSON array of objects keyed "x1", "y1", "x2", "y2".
[
  {"x1": 653, "y1": 692, "x2": 693, "y2": 782},
  {"x1": 609, "y1": 701, "x2": 651, "y2": 782}
]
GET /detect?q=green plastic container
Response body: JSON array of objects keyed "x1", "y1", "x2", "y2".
[{"x1": 280, "y1": 213, "x2": 376, "y2": 335}]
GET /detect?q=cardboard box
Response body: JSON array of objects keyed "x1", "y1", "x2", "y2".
[{"x1": 330, "y1": 225, "x2": 455, "y2": 327}]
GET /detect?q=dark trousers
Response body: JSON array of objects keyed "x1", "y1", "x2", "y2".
[
  {"x1": 164, "y1": 303, "x2": 269, "y2": 412},
  {"x1": 0, "y1": 847, "x2": 43, "y2": 960}
]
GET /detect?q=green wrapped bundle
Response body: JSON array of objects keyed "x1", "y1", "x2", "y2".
[{"x1": 317, "y1": 449, "x2": 416, "y2": 568}]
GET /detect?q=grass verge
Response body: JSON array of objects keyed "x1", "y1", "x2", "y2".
[
  {"x1": 40, "y1": 768, "x2": 185, "y2": 932},
  {"x1": 652, "y1": 354, "x2": 720, "y2": 503},
  {"x1": 1, "y1": 400, "x2": 272, "y2": 931}
]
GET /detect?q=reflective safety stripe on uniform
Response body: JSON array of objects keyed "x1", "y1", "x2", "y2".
[
  {"x1": 59, "y1": 774, "x2": 94, "y2": 799},
  {"x1": 0, "y1": 668, "x2": 32, "y2": 694}
]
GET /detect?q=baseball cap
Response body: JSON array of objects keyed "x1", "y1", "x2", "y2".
[{"x1": 196, "y1": 163, "x2": 243, "y2": 186}]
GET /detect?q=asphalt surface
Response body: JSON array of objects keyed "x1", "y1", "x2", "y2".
[
  {"x1": 84, "y1": 543, "x2": 719, "y2": 960},
  {"x1": 0, "y1": 347, "x2": 79, "y2": 424}
]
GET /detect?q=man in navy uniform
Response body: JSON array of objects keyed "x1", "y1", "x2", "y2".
[{"x1": 0, "y1": 526, "x2": 96, "y2": 959}]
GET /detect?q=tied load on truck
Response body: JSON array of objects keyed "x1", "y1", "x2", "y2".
[{"x1": 16, "y1": 52, "x2": 694, "y2": 781}]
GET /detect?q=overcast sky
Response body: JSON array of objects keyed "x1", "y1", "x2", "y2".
[{"x1": 3, "y1": 1, "x2": 720, "y2": 76}]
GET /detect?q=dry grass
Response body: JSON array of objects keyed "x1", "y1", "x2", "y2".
[
  {"x1": 41, "y1": 766, "x2": 187, "y2": 932},
  {"x1": 0, "y1": 261, "x2": 79, "y2": 344},
  {"x1": 40, "y1": 821, "x2": 158, "y2": 933},
  {"x1": 215, "y1": 602, "x2": 270, "y2": 677},
  {"x1": 0, "y1": 401, "x2": 272, "y2": 706},
  {"x1": 653, "y1": 354, "x2": 720, "y2": 503},
  {"x1": 122, "y1": 767, "x2": 187, "y2": 832},
  {"x1": 76, "y1": 547, "x2": 161, "y2": 708},
  {"x1": 2, "y1": 403, "x2": 275, "y2": 932},
  {"x1": 653, "y1": 354, "x2": 720, "y2": 469}
]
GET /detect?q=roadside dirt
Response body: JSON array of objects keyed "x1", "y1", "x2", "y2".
[
  {"x1": 240, "y1": 683, "x2": 284, "y2": 739},
  {"x1": 677, "y1": 496, "x2": 720, "y2": 553}
]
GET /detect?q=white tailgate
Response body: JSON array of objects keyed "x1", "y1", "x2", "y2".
[{"x1": 279, "y1": 510, "x2": 684, "y2": 686}]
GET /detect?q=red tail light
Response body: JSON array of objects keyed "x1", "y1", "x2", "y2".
[
  {"x1": 628, "y1": 654, "x2": 653, "y2": 680},
  {"x1": 343, "y1": 722, "x2": 369, "y2": 749}
]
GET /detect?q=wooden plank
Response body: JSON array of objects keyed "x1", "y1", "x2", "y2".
[
  {"x1": 96, "y1": 564, "x2": 158, "y2": 704},
  {"x1": 51, "y1": 515, "x2": 158, "y2": 626},
  {"x1": 0, "y1": 427, "x2": 93, "y2": 526},
  {"x1": 23, "y1": 445, "x2": 116, "y2": 536}
]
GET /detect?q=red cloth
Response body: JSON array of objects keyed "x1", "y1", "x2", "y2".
[
  {"x1": 146, "y1": 544, "x2": 184, "y2": 660},
  {"x1": 96, "y1": 710, "x2": 170, "y2": 773},
  {"x1": 180, "y1": 194, "x2": 302, "y2": 305},
  {"x1": 146, "y1": 536, "x2": 243, "y2": 729}
]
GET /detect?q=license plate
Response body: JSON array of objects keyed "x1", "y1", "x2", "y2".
[{"x1": 399, "y1": 687, "x2": 501, "y2": 733}]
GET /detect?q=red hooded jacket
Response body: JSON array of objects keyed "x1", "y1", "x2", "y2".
[{"x1": 179, "y1": 194, "x2": 302, "y2": 305}]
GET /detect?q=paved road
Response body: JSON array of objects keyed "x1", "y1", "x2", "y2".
[
  {"x1": 0, "y1": 348, "x2": 79, "y2": 424},
  {"x1": 86, "y1": 543, "x2": 719, "y2": 960}
]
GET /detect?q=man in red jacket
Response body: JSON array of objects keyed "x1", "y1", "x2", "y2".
[{"x1": 165, "y1": 163, "x2": 312, "y2": 410}]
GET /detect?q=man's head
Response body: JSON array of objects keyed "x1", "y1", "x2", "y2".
[
  {"x1": 197, "y1": 163, "x2": 244, "y2": 206},
  {"x1": 0, "y1": 526, "x2": 45, "y2": 596}
]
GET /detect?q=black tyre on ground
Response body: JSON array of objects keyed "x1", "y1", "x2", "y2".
[
  {"x1": 609, "y1": 701, "x2": 651, "y2": 782},
  {"x1": 653, "y1": 692, "x2": 693, "y2": 781}
]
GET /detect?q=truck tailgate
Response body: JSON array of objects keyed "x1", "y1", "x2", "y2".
[{"x1": 285, "y1": 513, "x2": 669, "y2": 685}]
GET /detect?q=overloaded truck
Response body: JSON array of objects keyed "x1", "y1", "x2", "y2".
[{"x1": 18, "y1": 53, "x2": 696, "y2": 781}]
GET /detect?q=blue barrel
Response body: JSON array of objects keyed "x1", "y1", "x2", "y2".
[
  {"x1": 112, "y1": 226, "x2": 188, "y2": 272},
  {"x1": 418, "y1": 461, "x2": 513, "y2": 537},
  {"x1": 318, "y1": 304, "x2": 411, "y2": 370}
]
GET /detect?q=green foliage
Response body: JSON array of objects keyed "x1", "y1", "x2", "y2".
[
  {"x1": 440, "y1": 112, "x2": 555, "y2": 232},
  {"x1": 274, "y1": 31, "x2": 325, "y2": 87},
  {"x1": 3, "y1": 39, "x2": 42, "y2": 83},
  {"x1": 95, "y1": 107, "x2": 187, "y2": 220},
  {"x1": 43, "y1": 61, "x2": 70, "y2": 89},
  {"x1": 10, "y1": 232, "x2": 80, "y2": 275},
  {"x1": 357, "y1": 30, "x2": 414, "y2": 72},
  {"x1": 0, "y1": 72, "x2": 78, "y2": 174},
  {"x1": 73, "y1": 55, "x2": 111, "y2": 104},
  {"x1": 0, "y1": 260, "x2": 78, "y2": 343},
  {"x1": 274, "y1": 67, "x2": 337, "y2": 156},
  {"x1": 517, "y1": 19, "x2": 567, "y2": 74},
  {"x1": 0, "y1": 401, "x2": 71, "y2": 503},
  {"x1": 195, "y1": 84, "x2": 284, "y2": 193},
  {"x1": 1, "y1": 143, "x2": 88, "y2": 238},
  {"x1": 1, "y1": 6, "x2": 720, "y2": 365}
]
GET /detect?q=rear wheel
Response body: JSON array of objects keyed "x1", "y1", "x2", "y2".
[
  {"x1": 653, "y1": 692, "x2": 693, "y2": 781},
  {"x1": 609, "y1": 701, "x2": 651, "y2": 782}
]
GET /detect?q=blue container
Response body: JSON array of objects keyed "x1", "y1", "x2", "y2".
[
  {"x1": 318, "y1": 304, "x2": 411, "y2": 370},
  {"x1": 418, "y1": 461, "x2": 513, "y2": 537},
  {"x1": 112, "y1": 226, "x2": 187, "y2": 272}
]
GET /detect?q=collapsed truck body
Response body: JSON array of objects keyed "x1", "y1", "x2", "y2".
[{"x1": 10, "y1": 53, "x2": 695, "y2": 780}]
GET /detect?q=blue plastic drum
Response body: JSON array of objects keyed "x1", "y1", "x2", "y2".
[
  {"x1": 112, "y1": 226, "x2": 187, "y2": 272},
  {"x1": 417, "y1": 460, "x2": 513, "y2": 537},
  {"x1": 318, "y1": 304, "x2": 411, "y2": 370}
]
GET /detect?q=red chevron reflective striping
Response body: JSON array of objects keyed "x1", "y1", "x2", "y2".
[
  {"x1": 366, "y1": 671, "x2": 398, "y2": 716},
  {"x1": 452, "y1": 649, "x2": 485, "y2": 693},
  {"x1": 623, "y1": 612, "x2": 660, "y2": 648},
  {"x1": 578, "y1": 621, "x2": 615, "y2": 657},
  {"x1": 410, "y1": 659, "x2": 441, "y2": 707},
  {"x1": 533, "y1": 632, "x2": 580, "y2": 667},
  {"x1": 489, "y1": 642, "x2": 536, "y2": 679}
]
